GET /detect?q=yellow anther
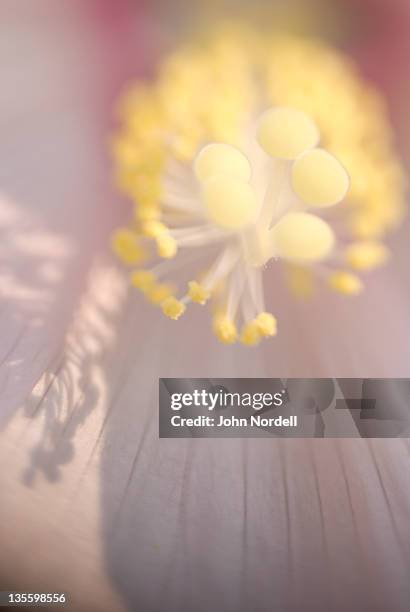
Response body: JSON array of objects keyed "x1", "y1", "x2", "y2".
[
  {"x1": 132, "y1": 179, "x2": 162, "y2": 208},
  {"x1": 292, "y1": 148, "x2": 350, "y2": 207},
  {"x1": 255, "y1": 312, "x2": 277, "y2": 337},
  {"x1": 130, "y1": 270, "x2": 156, "y2": 292},
  {"x1": 345, "y1": 241, "x2": 390, "y2": 271},
  {"x1": 161, "y1": 296, "x2": 186, "y2": 320},
  {"x1": 141, "y1": 220, "x2": 168, "y2": 238},
  {"x1": 213, "y1": 316, "x2": 238, "y2": 344},
  {"x1": 115, "y1": 167, "x2": 139, "y2": 194},
  {"x1": 112, "y1": 137, "x2": 141, "y2": 167},
  {"x1": 146, "y1": 283, "x2": 174, "y2": 305},
  {"x1": 270, "y1": 212, "x2": 335, "y2": 263},
  {"x1": 350, "y1": 213, "x2": 384, "y2": 239},
  {"x1": 203, "y1": 176, "x2": 257, "y2": 231},
  {"x1": 286, "y1": 264, "x2": 314, "y2": 299},
  {"x1": 256, "y1": 107, "x2": 319, "y2": 160},
  {"x1": 194, "y1": 143, "x2": 251, "y2": 183},
  {"x1": 111, "y1": 228, "x2": 146, "y2": 265},
  {"x1": 328, "y1": 271, "x2": 363, "y2": 295},
  {"x1": 134, "y1": 204, "x2": 160, "y2": 222},
  {"x1": 188, "y1": 281, "x2": 210, "y2": 305},
  {"x1": 240, "y1": 321, "x2": 262, "y2": 346},
  {"x1": 156, "y1": 234, "x2": 178, "y2": 259}
]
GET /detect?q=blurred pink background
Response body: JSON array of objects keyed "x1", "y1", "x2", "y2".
[{"x1": 0, "y1": 2, "x2": 409, "y2": 611}]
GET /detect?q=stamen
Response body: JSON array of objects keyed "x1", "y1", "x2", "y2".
[
  {"x1": 188, "y1": 281, "x2": 210, "y2": 305},
  {"x1": 168, "y1": 224, "x2": 228, "y2": 247},
  {"x1": 162, "y1": 162, "x2": 202, "y2": 214},
  {"x1": 134, "y1": 202, "x2": 161, "y2": 222},
  {"x1": 147, "y1": 283, "x2": 175, "y2": 305},
  {"x1": 255, "y1": 312, "x2": 277, "y2": 337},
  {"x1": 140, "y1": 220, "x2": 168, "y2": 238},
  {"x1": 138, "y1": 246, "x2": 209, "y2": 285},
  {"x1": 246, "y1": 265, "x2": 265, "y2": 314},
  {"x1": 111, "y1": 228, "x2": 147, "y2": 265},
  {"x1": 213, "y1": 263, "x2": 244, "y2": 344},
  {"x1": 345, "y1": 241, "x2": 390, "y2": 271},
  {"x1": 161, "y1": 191, "x2": 202, "y2": 215},
  {"x1": 161, "y1": 296, "x2": 186, "y2": 319},
  {"x1": 213, "y1": 315, "x2": 238, "y2": 344},
  {"x1": 226, "y1": 264, "x2": 246, "y2": 321},
  {"x1": 201, "y1": 245, "x2": 240, "y2": 293},
  {"x1": 156, "y1": 234, "x2": 178, "y2": 258},
  {"x1": 328, "y1": 271, "x2": 363, "y2": 295},
  {"x1": 130, "y1": 270, "x2": 156, "y2": 292},
  {"x1": 240, "y1": 321, "x2": 262, "y2": 346}
]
